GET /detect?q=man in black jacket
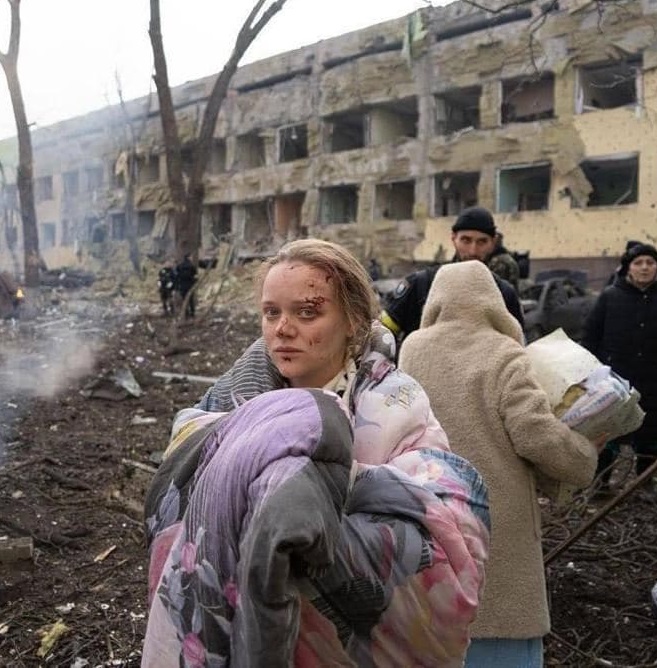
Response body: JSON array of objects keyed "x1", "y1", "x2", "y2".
[
  {"x1": 176, "y1": 254, "x2": 198, "y2": 318},
  {"x1": 157, "y1": 259, "x2": 177, "y2": 316},
  {"x1": 381, "y1": 207, "x2": 524, "y2": 341}
]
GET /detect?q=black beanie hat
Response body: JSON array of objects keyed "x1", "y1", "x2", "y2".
[
  {"x1": 620, "y1": 243, "x2": 657, "y2": 273},
  {"x1": 452, "y1": 207, "x2": 496, "y2": 238}
]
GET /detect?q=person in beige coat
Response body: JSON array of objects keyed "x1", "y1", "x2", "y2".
[{"x1": 399, "y1": 261, "x2": 600, "y2": 668}]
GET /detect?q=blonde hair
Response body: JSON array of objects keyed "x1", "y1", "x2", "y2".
[{"x1": 256, "y1": 239, "x2": 379, "y2": 358}]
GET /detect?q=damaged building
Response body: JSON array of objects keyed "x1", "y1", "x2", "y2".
[{"x1": 2, "y1": 0, "x2": 657, "y2": 282}]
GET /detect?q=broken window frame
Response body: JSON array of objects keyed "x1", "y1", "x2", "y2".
[
  {"x1": 277, "y1": 123, "x2": 309, "y2": 163},
  {"x1": 497, "y1": 162, "x2": 552, "y2": 213},
  {"x1": 574, "y1": 153, "x2": 639, "y2": 209},
  {"x1": 319, "y1": 185, "x2": 359, "y2": 225},
  {"x1": 35, "y1": 175, "x2": 54, "y2": 202},
  {"x1": 138, "y1": 155, "x2": 160, "y2": 185},
  {"x1": 207, "y1": 139, "x2": 227, "y2": 175},
  {"x1": 274, "y1": 192, "x2": 305, "y2": 238},
  {"x1": 575, "y1": 57, "x2": 643, "y2": 114},
  {"x1": 374, "y1": 180, "x2": 416, "y2": 220},
  {"x1": 234, "y1": 132, "x2": 267, "y2": 170},
  {"x1": 435, "y1": 86, "x2": 482, "y2": 136},
  {"x1": 367, "y1": 98, "x2": 419, "y2": 146},
  {"x1": 63, "y1": 170, "x2": 80, "y2": 198},
  {"x1": 434, "y1": 172, "x2": 480, "y2": 217},
  {"x1": 501, "y1": 73, "x2": 555, "y2": 124},
  {"x1": 323, "y1": 110, "x2": 368, "y2": 153},
  {"x1": 85, "y1": 165, "x2": 104, "y2": 192},
  {"x1": 39, "y1": 222, "x2": 57, "y2": 249}
]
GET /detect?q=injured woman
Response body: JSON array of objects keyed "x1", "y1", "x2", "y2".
[{"x1": 141, "y1": 239, "x2": 490, "y2": 668}]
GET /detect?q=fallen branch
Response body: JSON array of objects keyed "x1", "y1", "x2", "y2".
[
  {"x1": 545, "y1": 458, "x2": 657, "y2": 565},
  {"x1": 120, "y1": 458, "x2": 158, "y2": 475},
  {"x1": 152, "y1": 370, "x2": 219, "y2": 384}
]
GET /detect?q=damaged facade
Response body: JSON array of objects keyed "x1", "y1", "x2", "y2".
[{"x1": 2, "y1": 0, "x2": 657, "y2": 282}]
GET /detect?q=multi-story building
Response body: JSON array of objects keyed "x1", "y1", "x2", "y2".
[{"x1": 1, "y1": 0, "x2": 657, "y2": 284}]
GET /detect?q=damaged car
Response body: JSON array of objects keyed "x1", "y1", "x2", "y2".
[{"x1": 521, "y1": 270, "x2": 598, "y2": 343}]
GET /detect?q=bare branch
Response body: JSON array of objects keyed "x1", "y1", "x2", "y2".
[{"x1": 0, "y1": 0, "x2": 21, "y2": 65}]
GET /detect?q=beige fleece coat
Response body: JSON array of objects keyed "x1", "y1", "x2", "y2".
[{"x1": 399, "y1": 261, "x2": 597, "y2": 640}]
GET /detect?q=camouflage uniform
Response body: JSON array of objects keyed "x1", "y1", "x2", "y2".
[{"x1": 488, "y1": 251, "x2": 520, "y2": 292}]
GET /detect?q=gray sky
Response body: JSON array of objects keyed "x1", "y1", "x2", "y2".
[{"x1": 0, "y1": 0, "x2": 447, "y2": 140}]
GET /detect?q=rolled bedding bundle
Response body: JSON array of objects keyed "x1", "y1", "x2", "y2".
[{"x1": 525, "y1": 329, "x2": 646, "y2": 503}]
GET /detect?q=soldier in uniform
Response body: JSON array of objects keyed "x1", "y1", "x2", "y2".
[
  {"x1": 175, "y1": 253, "x2": 198, "y2": 318},
  {"x1": 488, "y1": 232, "x2": 520, "y2": 291},
  {"x1": 381, "y1": 207, "x2": 523, "y2": 342},
  {"x1": 157, "y1": 259, "x2": 177, "y2": 316}
]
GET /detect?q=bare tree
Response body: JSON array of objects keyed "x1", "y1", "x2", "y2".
[
  {"x1": 148, "y1": 0, "x2": 288, "y2": 262},
  {"x1": 0, "y1": 0, "x2": 40, "y2": 286}
]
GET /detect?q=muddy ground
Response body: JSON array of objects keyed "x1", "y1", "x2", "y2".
[{"x1": 0, "y1": 285, "x2": 656, "y2": 668}]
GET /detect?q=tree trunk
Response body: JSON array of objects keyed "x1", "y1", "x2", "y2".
[
  {"x1": 149, "y1": 0, "x2": 288, "y2": 263},
  {"x1": 0, "y1": 0, "x2": 41, "y2": 288}
]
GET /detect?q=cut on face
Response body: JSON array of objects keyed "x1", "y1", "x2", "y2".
[{"x1": 261, "y1": 261, "x2": 353, "y2": 388}]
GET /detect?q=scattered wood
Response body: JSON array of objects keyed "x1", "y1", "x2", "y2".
[
  {"x1": 152, "y1": 370, "x2": 218, "y2": 384},
  {"x1": 544, "y1": 458, "x2": 657, "y2": 565},
  {"x1": 121, "y1": 457, "x2": 158, "y2": 475}
]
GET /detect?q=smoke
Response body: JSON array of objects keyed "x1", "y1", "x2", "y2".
[{"x1": 0, "y1": 328, "x2": 99, "y2": 399}]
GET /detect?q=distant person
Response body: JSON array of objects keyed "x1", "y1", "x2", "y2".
[
  {"x1": 488, "y1": 231, "x2": 520, "y2": 291},
  {"x1": 381, "y1": 206, "x2": 523, "y2": 341},
  {"x1": 157, "y1": 259, "x2": 176, "y2": 316},
  {"x1": 175, "y1": 253, "x2": 198, "y2": 318},
  {"x1": 583, "y1": 242, "x2": 657, "y2": 492},
  {"x1": 400, "y1": 261, "x2": 603, "y2": 668}
]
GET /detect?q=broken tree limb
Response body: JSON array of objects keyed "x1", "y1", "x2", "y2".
[
  {"x1": 152, "y1": 371, "x2": 219, "y2": 384},
  {"x1": 544, "y1": 458, "x2": 657, "y2": 566},
  {"x1": 120, "y1": 458, "x2": 158, "y2": 475}
]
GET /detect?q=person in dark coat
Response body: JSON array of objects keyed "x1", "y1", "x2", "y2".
[
  {"x1": 582, "y1": 242, "x2": 657, "y2": 488},
  {"x1": 175, "y1": 254, "x2": 198, "y2": 318},
  {"x1": 157, "y1": 259, "x2": 176, "y2": 316}
]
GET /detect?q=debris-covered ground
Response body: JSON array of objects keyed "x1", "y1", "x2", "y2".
[{"x1": 0, "y1": 280, "x2": 656, "y2": 667}]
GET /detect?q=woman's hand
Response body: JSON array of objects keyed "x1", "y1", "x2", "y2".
[{"x1": 590, "y1": 433, "x2": 610, "y2": 453}]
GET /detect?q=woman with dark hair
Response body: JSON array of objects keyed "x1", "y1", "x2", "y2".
[
  {"x1": 583, "y1": 242, "x2": 657, "y2": 489},
  {"x1": 142, "y1": 239, "x2": 490, "y2": 667}
]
